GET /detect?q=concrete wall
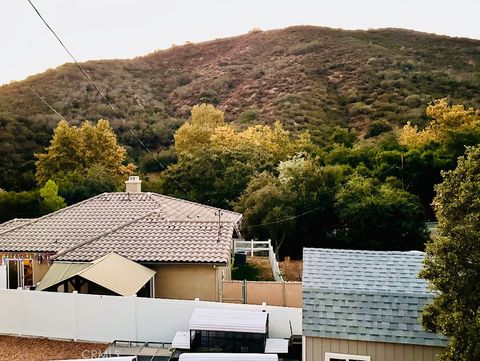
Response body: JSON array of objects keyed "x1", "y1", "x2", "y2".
[
  {"x1": 305, "y1": 336, "x2": 444, "y2": 361},
  {"x1": 150, "y1": 263, "x2": 227, "y2": 301},
  {"x1": 0, "y1": 289, "x2": 301, "y2": 343}
]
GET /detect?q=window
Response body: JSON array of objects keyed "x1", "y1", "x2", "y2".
[{"x1": 325, "y1": 352, "x2": 371, "y2": 361}]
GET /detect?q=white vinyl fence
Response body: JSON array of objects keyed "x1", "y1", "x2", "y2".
[
  {"x1": 0, "y1": 289, "x2": 301, "y2": 343},
  {"x1": 234, "y1": 240, "x2": 284, "y2": 281},
  {"x1": 0, "y1": 265, "x2": 6, "y2": 289}
]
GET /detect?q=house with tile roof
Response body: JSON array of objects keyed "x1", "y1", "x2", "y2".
[
  {"x1": 302, "y1": 248, "x2": 448, "y2": 361},
  {"x1": 0, "y1": 177, "x2": 242, "y2": 301}
]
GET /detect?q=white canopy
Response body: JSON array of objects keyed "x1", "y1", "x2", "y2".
[
  {"x1": 172, "y1": 331, "x2": 191, "y2": 349},
  {"x1": 264, "y1": 338, "x2": 289, "y2": 354},
  {"x1": 189, "y1": 308, "x2": 268, "y2": 334},
  {"x1": 179, "y1": 354, "x2": 278, "y2": 361}
]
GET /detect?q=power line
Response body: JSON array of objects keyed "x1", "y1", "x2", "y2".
[
  {"x1": 24, "y1": 81, "x2": 69, "y2": 124},
  {"x1": 22, "y1": 3, "x2": 312, "y2": 236},
  {"x1": 26, "y1": 0, "x2": 189, "y2": 195},
  {"x1": 241, "y1": 207, "x2": 322, "y2": 229},
  {"x1": 23, "y1": 81, "x2": 210, "y2": 224},
  {"x1": 26, "y1": 0, "x2": 109, "y2": 108},
  {"x1": 25, "y1": 0, "x2": 233, "y2": 234}
]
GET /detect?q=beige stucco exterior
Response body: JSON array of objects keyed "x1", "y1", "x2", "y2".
[
  {"x1": 1, "y1": 252, "x2": 231, "y2": 301},
  {"x1": 33, "y1": 258, "x2": 50, "y2": 284},
  {"x1": 149, "y1": 262, "x2": 229, "y2": 301},
  {"x1": 305, "y1": 336, "x2": 444, "y2": 361}
]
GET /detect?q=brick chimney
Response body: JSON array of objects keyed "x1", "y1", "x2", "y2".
[{"x1": 125, "y1": 176, "x2": 142, "y2": 193}]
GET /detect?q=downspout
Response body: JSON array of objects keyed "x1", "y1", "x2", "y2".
[{"x1": 214, "y1": 265, "x2": 219, "y2": 301}]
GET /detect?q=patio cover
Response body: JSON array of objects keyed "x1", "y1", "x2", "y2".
[
  {"x1": 179, "y1": 354, "x2": 278, "y2": 361},
  {"x1": 37, "y1": 252, "x2": 155, "y2": 296},
  {"x1": 189, "y1": 308, "x2": 268, "y2": 334},
  {"x1": 37, "y1": 262, "x2": 91, "y2": 291}
]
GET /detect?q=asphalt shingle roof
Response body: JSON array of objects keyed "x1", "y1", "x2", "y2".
[
  {"x1": 302, "y1": 248, "x2": 448, "y2": 347},
  {"x1": 0, "y1": 192, "x2": 242, "y2": 264}
]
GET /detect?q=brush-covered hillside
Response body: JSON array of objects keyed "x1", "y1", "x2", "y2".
[{"x1": 1, "y1": 25, "x2": 480, "y2": 190}]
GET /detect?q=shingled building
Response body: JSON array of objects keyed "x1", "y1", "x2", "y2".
[{"x1": 302, "y1": 248, "x2": 448, "y2": 361}]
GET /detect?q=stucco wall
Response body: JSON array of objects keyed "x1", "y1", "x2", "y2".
[
  {"x1": 34, "y1": 259, "x2": 50, "y2": 284},
  {"x1": 149, "y1": 263, "x2": 227, "y2": 301},
  {"x1": 305, "y1": 336, "x2": 444, "y2": 361}
]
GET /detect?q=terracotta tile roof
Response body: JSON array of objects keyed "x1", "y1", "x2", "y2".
[
  {"x1": 57, "y1": 212, "x2": 235, "y2": 263},
  {"x1": 0, "y1": 218, "x2": 33, "y2": 232},
  {"x1": 0, "y1": 192, "x2": 242, "y2": 264}
]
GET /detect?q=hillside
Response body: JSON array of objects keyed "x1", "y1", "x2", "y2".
[{"x1": 1, "y1": 25, "x2": 480, "y2": 190}]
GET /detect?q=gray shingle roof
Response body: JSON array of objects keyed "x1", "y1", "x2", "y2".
[
  {"x1": 302, "y1": 248, "x2": 448, "y2": 347},
  {"x1": 0, "y1": 192, "x2": 242, "y2": 263}
]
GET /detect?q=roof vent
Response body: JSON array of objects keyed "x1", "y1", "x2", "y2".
[{"x1": 125, "y1": 176, "x2": 142, "y2": 193}]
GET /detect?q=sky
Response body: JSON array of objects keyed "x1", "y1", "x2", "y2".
[{"x1": 1, "y1": 0, "x2": 480, "y2": 85}]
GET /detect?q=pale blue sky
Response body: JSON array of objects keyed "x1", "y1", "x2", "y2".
[{"x1": 1, "y1": 0, "x2": 479, "y2": 85}]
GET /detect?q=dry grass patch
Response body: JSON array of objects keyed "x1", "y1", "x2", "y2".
[
  {"x1": 232, "y1": 256, "x2": 274, "y2": 281},
  {"x1": 0, "y1": 335, "x2": 107, "y2": 361},
  {"x1": 247, "y1": 257, "x2": 274, "y2": 280},
  {"x1": 280, "y1": 257, "x2": 303, "y2": 281}
]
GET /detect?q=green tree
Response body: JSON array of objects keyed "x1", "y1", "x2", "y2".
[
  {"x1": 56, "y1": 164, "x2": 119, "y2": 204},
  {"x1": 235, "y1": 156, "x2": 349, "y2": 257},
  {"x1": 234, "y1": 172, "x2": 296, "y2": 257},
  {"x1": 35, "y1": 119, "x2": 134, "y2": 187},
  {"x1": 39, "y1": 180, "x2": 66, "y2": 212},
  {"x1": 162, "y1": 105, "x2": 311, "y2": 208},
  {"x1": 420, "y1": 146, "x2": 480, "y2": 360},
  {"x1": 0, "y1": 181, "x2": 66, "y2": 222},
  {"x1": 335, "y1": 175, "x2": 428, "y2": 250},
  {"x1": 0, "y1": 189, "x2": 40, "y2": 222}
]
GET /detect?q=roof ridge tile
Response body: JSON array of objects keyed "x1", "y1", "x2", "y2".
[{"x1": 0, "y1": 192, "x2": 110, "y2": 236}]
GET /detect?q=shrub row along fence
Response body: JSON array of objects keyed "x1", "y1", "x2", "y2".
[
  {"x1": 222, "y1": 280, "x2": 302, "y2": 308},
  {"x1": 234, "y1": 239, "x2": 284, "y2": 281}
]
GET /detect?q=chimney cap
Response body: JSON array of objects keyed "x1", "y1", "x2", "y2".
[{"x1": 125, "y1": 175, "x2": 142, "y2": 192}]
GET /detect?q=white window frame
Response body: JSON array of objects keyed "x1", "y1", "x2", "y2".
[
  {"x1": 325, "y1": 352, "x2": 371, "y2": 361},
  {"x1": 4, "y1": 257, "x2": 35, "y2": 289}
]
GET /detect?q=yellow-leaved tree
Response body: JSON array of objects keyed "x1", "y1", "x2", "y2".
[
  {"x1": 35, "y1": 119, "x2": 135, "y2": 187},
  {"x1": 163, "y1": 104, "x2": 312, "y2": 207},
  {"x1": 399, "y1": 99, "x2": 480, "y2": 148},
  {"x1": 174, "y1": 104, "x2": 225, "y2": 158}
]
